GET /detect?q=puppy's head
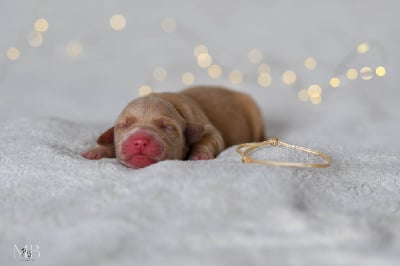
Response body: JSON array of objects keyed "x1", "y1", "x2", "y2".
[{"x1": 103, "y1": 96, "x2": 204, "y2": 168}]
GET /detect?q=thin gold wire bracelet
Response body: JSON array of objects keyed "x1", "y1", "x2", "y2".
[{"x1": 236, "y1": 137, "x2": 331, "y2": 168}]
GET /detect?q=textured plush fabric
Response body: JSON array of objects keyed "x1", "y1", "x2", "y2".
[
  {"x1": 1, "y1": 102, "x2": 399, "y2": 266},
  {"x1": 1, "y1": 1, "x2": 399, "y2": 265}
]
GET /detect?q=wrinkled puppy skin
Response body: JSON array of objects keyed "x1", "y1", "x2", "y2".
[{"x1": 82, "y1": 86, "x2": 265, "y2": 168}]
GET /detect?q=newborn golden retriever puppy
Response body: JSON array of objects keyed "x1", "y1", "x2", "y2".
[{"x1": 82, "y1": 86, "x2": 265, "y2": 168}]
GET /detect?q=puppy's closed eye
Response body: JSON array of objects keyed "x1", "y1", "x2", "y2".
[
  {"x1": 159, "y1": 124, "x2": 175, "y2": 131},
  {"x1": 116, "y1": 117, "x2": 136, "y2": 130},
  {"x1": 153, "y1": 118, "x2": 176, "y2": 132}
]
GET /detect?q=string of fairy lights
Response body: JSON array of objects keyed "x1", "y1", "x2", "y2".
[{"x1": 4, "y1": 14, "x2": 387, "y2": 105}]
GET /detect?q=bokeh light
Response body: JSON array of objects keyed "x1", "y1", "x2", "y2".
[
  {"x1": 182, "y1": 72, "x2": 195, "y2": 85},
  {"x1": 304, "y1": 57, "x2": 317, "y2": 70},
  {"x1": 194, "y1": 45, "x2": 208, "y2": 57},
  {"x1": 0, "y1": 11, "x2": 388, "y2": 111},
  {"x1": 161, "y1": 18, "x2": 176, "y2": 33},
  {"x1": 282, "y1": 70, "x2": 296, "y2": 85},
  {"x1": 375, "y1": 66, "x2": 386, "y2": 77},
  {"x1": 248, "y1": 49, "x2": 263, "y2": 64},
  {"x1": 310, "y1": 94, "x2": 322, "y2": 105},
  {"x1": 138, "y1": 85, "x2": 152, "y2": 96},
  {"x1": 153, "y1": 67, "x2": 167, "y2": 81},
  {"x1": 357, "y1": 42, "x2": 369, "y2": 54},
  {"x1": 229, "y1": 70, "x2": 243, "y2": 84},
  {"x1": 308, "y1": 83, "x2": 322, "y2": 105},
  {"x1": 329, "y1": 77, "x2": 340, "y2": 88},
  {"x1": 258, "y1": 63, "x2": 270, "y2": 74},
  {"x1": 297, "y1": 89, "x2": 309, "y2": 102},
  {"x1": 360, "y1": 67, "x2": 373, "y2": 80},
  {"x1": 65, "y1": 41, "x2": 83, "y2": 57},
  {"x1": 257, "y1": 73, "x2": 272, "y2": 87},
  {"x1": 307, "y1": 84, "x2": 322, "y2": 97},
  {"x1": 110, "y1": 14, "x2": 126, "y2": 31},
  {"x1": 346, "y1": 68, "x2": 358, "y2": 80},
  {"x1": 34, "y1": 18, "x2": 49, "y2": 32},
  {"x1": 6, "y1": 47, "x2": 20, "y2": 60},
  {"x1": 208, "y1": 64, "x2": 222, "y2": 79},
  {"x1": 28, "y1": 31, "x2": 43, "y2": 47},
  {"x1": 197, "y1": 53, "x2": 212, "y2": 68}
]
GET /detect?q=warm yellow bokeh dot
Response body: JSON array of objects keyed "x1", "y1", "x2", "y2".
[
  {"x1": 6, "y1": 47, "x2": 20, "y2": 60},
  {"x1": 297, "y1": 89, "x2": 309, "y2": 102},
  {"x1": 138, "y1": 85, "x2": 152, "y2": 96},
  {"x1": 346, "y1": 68, "x2": 358, "y2": 80},
  {"x1": 161, "y1": 17, "x2": 176, "y2": 33},
  {"x1": 248, "y1": 49, "x2": 263, "y2": 64},
  {"x1": 194, "y1": 45, "x2": 208, "y2": 57},
  {"x1": 65, "y1": 41, "x2": 83, "y2": 57},
  {"x1": 304, "y1": 57, "x2": 317, "y2": 70},
  {"x1": 34, "y1": 18, "x2": 49, "y2": 32},
  {"x1": 282, "y1": 70, "x2": 296, "y2": 85},
  {"x1": 310, "y1": 94, "x2": 322, "y2": 105},
  {"x1": 110, "y1": 14, "x2": 126, "y2": 31},
  {"x1": 28, "y1": 31, "x2": 43, "y2": 47},
  {"x1": 229, "y1": 70, "x2": 243, "y2": 84},
  {"x1": 258, "y1": 63, "x2": 270, "y2": 74},
  {"x1": 307, "y1": 84, "x2": 322, "y2": 97},
  {"x1": 329, "y1": 77, "x2": 340, "y2": 88},
  {"x1": 182, "y1": 72, "x2": 195, "y2": 85},
  {"x1": 197, "y1": 53, "x2": 212, "y2": 68},
  {"x1": 357, "y1": 42, "x2": 369, "y2": 54},
  {"x1": 153, "y1": 67, "x2": 167, "y2": 81},
  {"x1": 257, "y1": 73, "x2": 272, "y2": 87},
  {"x1": 208, "y1": 64, "x2": 222, "y2": 79},
  {"x1": 375, "y1": 66, "x2": 386, "y2": 77},
  {"x1": 360, "y1": 67, "x2": 373, "y2": 80}
]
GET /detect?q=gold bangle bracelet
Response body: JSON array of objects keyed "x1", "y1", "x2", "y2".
[{"x1": 236, "y1": 137, "x2": 331, "y2": 168}]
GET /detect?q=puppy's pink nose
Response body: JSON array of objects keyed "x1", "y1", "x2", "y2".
[{"x1": 132, "y1": 138, "x2": 149, "y2": 150}]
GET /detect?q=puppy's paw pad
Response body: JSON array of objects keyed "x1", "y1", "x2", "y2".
[
  {"x1": 189, "y1": 152, "x2": 214, "y2": 161},
  {"x1": 81, "y1": 150, "x2": 106, "y2": 160}
]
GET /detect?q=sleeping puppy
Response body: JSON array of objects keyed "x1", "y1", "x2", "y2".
[{"x1": 82, "y1": 86, "x2": 265, "y2": 168}]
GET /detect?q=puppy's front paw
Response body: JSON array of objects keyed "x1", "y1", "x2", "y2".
[
  {"x1": 189, "y1": 151, "x2": 214, "y2": 161},
  {"x1": 81, "y1": 147, "x2": 110, "y2": 160}
]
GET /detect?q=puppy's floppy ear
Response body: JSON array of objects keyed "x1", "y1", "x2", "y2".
[
  {"x1": 96, "y1": 127, "x2": 114, "y2": 146},
  {"x1": 185, "y1": 123, "x2": 205, "y2": 144}
]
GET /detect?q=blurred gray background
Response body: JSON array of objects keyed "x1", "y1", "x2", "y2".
[{"x1": 0, "y1": 0, "x2": 399, "y2": 133}]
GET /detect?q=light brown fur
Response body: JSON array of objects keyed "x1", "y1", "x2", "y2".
[{"x1": 82, "y1": 86, "x2": 265, "y2": 168}]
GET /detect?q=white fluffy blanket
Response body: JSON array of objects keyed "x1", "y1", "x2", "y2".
[
  {"x1": 1, "y1": 94, "x2": 399, "y2": 265},
  {"x1": 1, "y1": 1, "x2": 400, "y2": 265}
]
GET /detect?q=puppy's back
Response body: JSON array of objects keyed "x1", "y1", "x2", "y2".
[{"x1": 182, "y1": 86, "x2": 265, "y2": 147}]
